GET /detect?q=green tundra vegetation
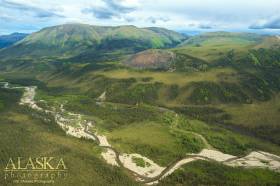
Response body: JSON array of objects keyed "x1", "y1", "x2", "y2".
[
  {"x1": 0, "y1": 24, "x2": 280, "y2": 185},
  {"x1": 0, "y1": 89, "x2": 139, "y2": 186},
  {"x1": 158, "y1": 160, "x2": 280, "y2": 185},
  {"x1": 0, "y1": 87, "x2": 22, "y2": 111},
  {"x1": 132, "y1": 156, "x2": 150, "y2": 168}
]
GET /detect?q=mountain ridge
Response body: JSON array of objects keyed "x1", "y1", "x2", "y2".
[
  {"x1": 0, "y1": 32, "x2": 28, "y2": 49},
  {"x1": 0, "y1": 23, "x2": 187, "y2": 59}
]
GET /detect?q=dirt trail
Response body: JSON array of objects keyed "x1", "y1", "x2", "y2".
[{"x1": 2, "y1": 82, "x2": 280, "y2": 185}]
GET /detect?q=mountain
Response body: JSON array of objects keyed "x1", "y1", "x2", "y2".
[
  {"x1": 0, "y1": 24, "x2": 187, "y2": 59},
  {"x1": 179, "y1": 32, "x2": 263, "y2": 47},
  {"x1": 144, "y1": 27, "x2": 188, "y2": 43},
  {"x1": 123, "y1": 32, "x2": 280, "y2": 71},
  {"x1": 254, "y1": 35, "x2": 280, "y2": 49},
  {"x1": 0, "y1": 33, "x2": 28, "y2": 49}
]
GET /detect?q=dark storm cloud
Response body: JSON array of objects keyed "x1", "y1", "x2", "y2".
[
  {"x1": 0, "y1": 0, "x2": 63, "y2": 18},
  {"x1": 82, "y1": 0, "x2": 136, "y2": 19},
  {"x1": 249, "y1": 17, "x2": 280, "y2": 29},
  {"x1": 103, "y1": 0, "x2": 135, "y2": 13},
  {"x1": 83, "y1": 7, "x2": 115, "y2": 19},
  {"x1": 147, "y1": 17, "x2": 169, "y2": 24},
  {"x1": 198, "y1": 24, "x2": 213, "y2": 29},
  {"x1": 0, "y1": 14, "x2": 12, "y2": 21}
]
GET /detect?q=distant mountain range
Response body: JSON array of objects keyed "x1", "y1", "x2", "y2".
[
  {"x1": 0, "y1": 24, "x2": 279, "y2": 64},
  {"x1": 178, "y1": 32, "x2": 264, "y2": 47},
  {"x1": 0, "y1": 33, "x2": 28, "y2": 49}
]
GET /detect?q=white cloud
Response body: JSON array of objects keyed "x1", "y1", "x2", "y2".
[{"x1": 0, "y1": 0, "x2": 280, "y2": 34}]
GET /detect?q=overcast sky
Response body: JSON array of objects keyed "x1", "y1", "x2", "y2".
[{"x1": 0, "y1": 0, "x2": 280, "y2": 34}]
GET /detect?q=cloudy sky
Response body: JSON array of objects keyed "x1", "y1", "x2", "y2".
[{"x1": 0, "y1": 0, "x2": 280, "y2": 34}]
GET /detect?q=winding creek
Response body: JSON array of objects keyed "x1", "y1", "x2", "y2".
[{"x1": 1, "y1": 82, "x2": 280, "y2": 184}]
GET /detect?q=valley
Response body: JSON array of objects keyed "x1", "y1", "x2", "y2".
[
  {"x1": 1, "y1": 81, "x2": 280, "y2": 185},
  {"x1": 1, "y1": 23, "x2": 280, "y2": 185}
]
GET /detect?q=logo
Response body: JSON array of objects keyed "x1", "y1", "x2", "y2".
[{"x1": 4, "y1": 157, "x2": 68, "y2": 184}]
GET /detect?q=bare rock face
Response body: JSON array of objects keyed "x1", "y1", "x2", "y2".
[{"x1": 125, "y1": 49, "x2": 176, "y2": 70}]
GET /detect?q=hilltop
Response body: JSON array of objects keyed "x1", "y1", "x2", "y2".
[{"x1": 0, "y1": 24, "x2": 186, "y2": 59}]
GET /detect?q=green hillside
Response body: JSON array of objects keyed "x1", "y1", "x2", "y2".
[
  {"x1": 0, "y1": 24, "x2": 187, "y2": 59},
  {"x1": 124, "y1": 32, "x2": 280, "y2": 71},
  {"x1": 179, "y1": 32, "x2": 263, "y2": 47}
]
